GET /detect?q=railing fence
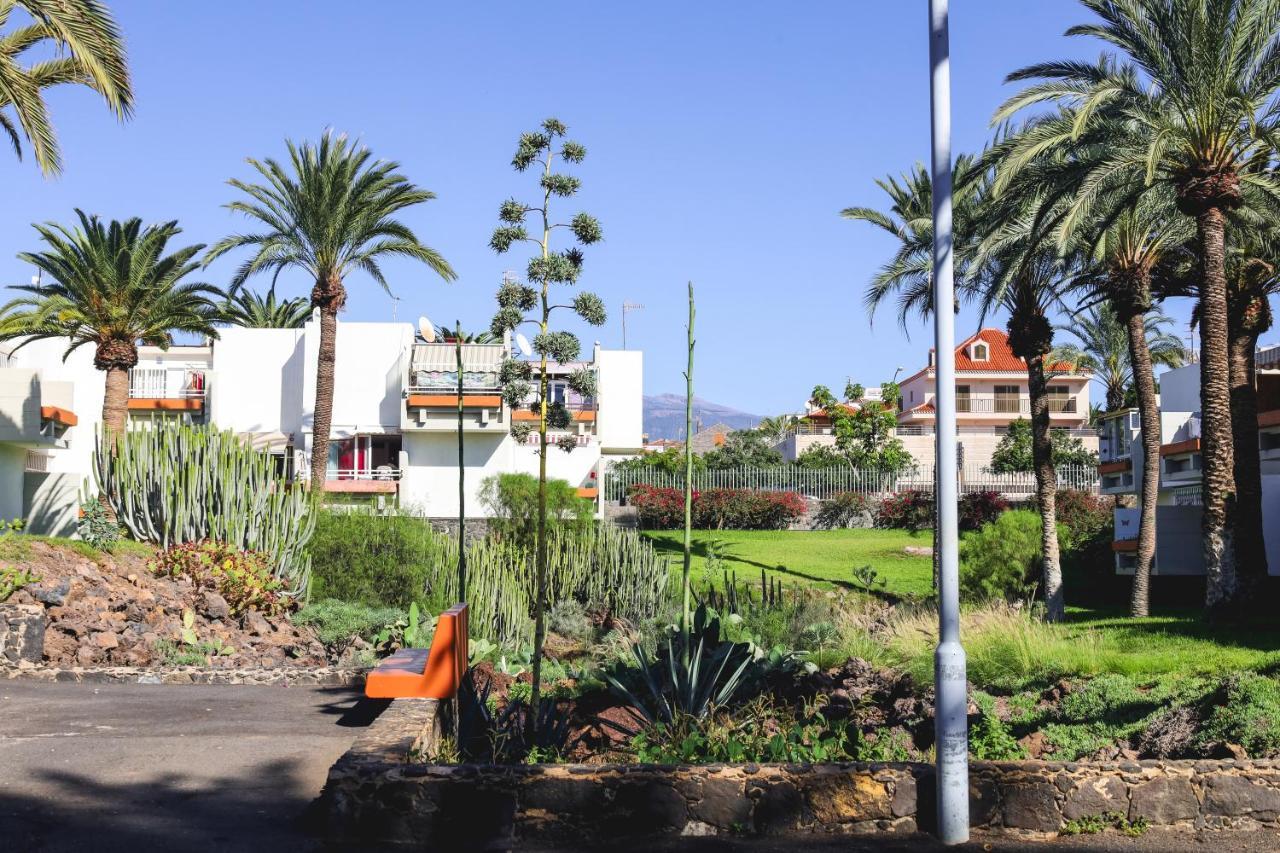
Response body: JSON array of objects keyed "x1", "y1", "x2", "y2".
[{"x1": 604, "y1": 464, "x2": 1099, "y2": 502}]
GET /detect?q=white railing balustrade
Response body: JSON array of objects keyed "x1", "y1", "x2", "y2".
[
  {"x1": 128, "y1": 367, "x2": 207, "y2": 399},
  {"x1": 324, "y1": 467, "x2": 402, "y2": 482}
]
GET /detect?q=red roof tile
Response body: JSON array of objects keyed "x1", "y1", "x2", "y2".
[{"x1": 907, "y1": 328, "x2": 1079, "y2": 378}]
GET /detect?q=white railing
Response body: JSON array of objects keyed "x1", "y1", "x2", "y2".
[
  {"x1": 604, "y1": 464, "x2": 1099, "y2": 501},
  {"x1": 324, "y1": 466, "x2": 402, "y2": 482},
  {"x1": 128, "y1": 367, "x2": 207, "y2": 399},
  {"x1": 24, "y1": 451, "x2": 49, "y2": 473}
]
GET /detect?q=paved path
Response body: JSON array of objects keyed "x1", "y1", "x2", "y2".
[
  {"x1": 0, "y1": 680, "x2": 381, "y2": 852},
  {"x1": 3, "y1": 681, "x2": 1279, "y2": 851}
]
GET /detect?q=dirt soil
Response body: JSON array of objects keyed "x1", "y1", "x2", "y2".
[{"x1": 5, "y1": 540, "x2": 327, "y2": 668}]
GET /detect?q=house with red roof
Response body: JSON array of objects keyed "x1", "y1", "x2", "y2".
[{"x1": 897, "y1": 329, "x2": 1093, "y2": 431}]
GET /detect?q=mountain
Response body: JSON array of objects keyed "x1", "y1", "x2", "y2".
[{"x1": 643, "y1": 394, "x2": 764, "y2": 441}]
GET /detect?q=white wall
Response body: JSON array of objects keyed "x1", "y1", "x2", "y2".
[
  {"x1": 209, "y1": 327, "x2": 305, "y2": 435},
  {"x1": 1159, "y1": 364, "x2": 1200, "y2": 413},
  {"x1": 303, "y1": 321, "x2": 412, "y2": 444},
  {"x1": 0, "y1": 444, "x2": 27, "y2": 522},
  {"x1": 595, "y1": 347, "x2": 643, "y2": 450}
]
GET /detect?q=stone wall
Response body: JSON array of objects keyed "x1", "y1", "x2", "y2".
[
  {"x1": 0, "y1": 603, "x2": 43, "y2": 664},
  {"x1": 2, "y1": 663, "x2": 365, "y2": 686},
  {"x1": 322, "y1": 699, "x2": 1280, "y2": 846}
]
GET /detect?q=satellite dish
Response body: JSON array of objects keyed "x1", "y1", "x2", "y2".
[
  {"x1": 418, "y1": 315, "x2": 436, "y2": 343},
  {"x1": 514, "y1": 332, "x2": 532, "y2": 357}
]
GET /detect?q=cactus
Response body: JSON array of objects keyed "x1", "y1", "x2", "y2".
[{"x1": 94, "y1": 422, "x2": 314, "y2": 596}]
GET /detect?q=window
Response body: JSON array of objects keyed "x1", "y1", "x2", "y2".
[
  {"x1": 994, "y1": 384, "x2": 1020, "y2": 413},
  {"x1": 971, "y1": 342, "x2": 989, "y2": 361},
  {"x1": 1047, "y1": 385, "x2": 1073, "y2": 413},
  {"x1": 549, "y1": 380, "x2": 568, "y2": 406},
  {"x1": 956, "y1": 385, "x2": 971, "y2": 413}
]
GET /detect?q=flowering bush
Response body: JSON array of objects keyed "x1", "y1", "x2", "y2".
[
  {"x1": 874, "y1": 490, "x2": 934, "y2": 531},
  {"x1": 628, "y1": 485, "x2": 806, "y2": 530},
  {"x1": 1053, "y1": 489, "x2": 1111, "y2": 550},
  {"x1": 150, "y1": 541, "x2": 288, "y2": 617},
  {"x1": 958, "y1": 491, "x2": 1008, "y2": 532}
]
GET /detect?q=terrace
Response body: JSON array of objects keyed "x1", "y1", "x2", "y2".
[
  {"x1": 127, "y1": 366, "x2": 208, "y2": 415},
  {"x1": 404, "y1": 342, "x2": 506, "y2": 431}
]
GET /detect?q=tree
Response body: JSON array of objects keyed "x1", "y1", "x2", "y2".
[
  {"x1": 808, "y1": 382, "x2": 914, "y2": 473},
  {"x1": 989, "y1": 419, "x2": 1098, "y2": 474},
  {"x1": 701, "y1": 430, "x2": 784, "y2": 469},
  {"x1": 0, "y1": 211, "x2": 221, "y2": 438},
  {"x1": 793, "y1": 443, "x2": 848, "y2": 469},
  {"x1": 205, "y1": 132, "x2": 456, "y2": 490},
  {"x1": 993, "y1": 0, "x2": 1280, "y2": 613},
  {"x1": 487, "y1": 118, "x2": 605, "y2": 733},
  {"x1": 842, "y1": 155, "x2": 984, "y2": 328},
  {"x1": 216, "y1": 287, "x2": 310, "y2": 329},
  {"x1": 1, "y1": 0, "x2": 132, "y2": 176},
  {"x1": 755, "y1": 414, "x2": 796, "y2": 443},
  {"x1": 1053, "y1": 303, "x2": 1185, "y2": 412}
]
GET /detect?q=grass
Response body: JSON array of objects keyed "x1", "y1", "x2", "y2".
[
  {"x1": 639, "y1": 528, "x2": 1280, "y2": 691},
  {"x1": 0, "y1": 533, "x2": 154, "y2": 562},
  {"x1": 640, "y1": 528, "x2": 934, "y2": 599}
]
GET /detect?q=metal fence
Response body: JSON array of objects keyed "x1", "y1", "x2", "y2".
[{"x1": 604, "y1": 464, "x2": 1099, "y2": 502}]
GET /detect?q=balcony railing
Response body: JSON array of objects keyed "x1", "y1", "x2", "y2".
[
  {"x1": 950, "y1": 396, "x2": 1077, "y2": 414},
  {"x1": 326, "y1": 466, "x2": 402, "y2": 481},
  {"x1": 128, "y1": 367, "x2": 207, "y2": 399}
]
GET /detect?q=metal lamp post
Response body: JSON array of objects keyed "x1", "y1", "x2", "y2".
[{"x1": 929, "y1": 0, "x2": 969, "y2": 844}]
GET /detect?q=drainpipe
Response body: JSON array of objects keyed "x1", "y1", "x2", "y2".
[{"x1": 929, "y1": 0, "x2": 969, "y2": 844}]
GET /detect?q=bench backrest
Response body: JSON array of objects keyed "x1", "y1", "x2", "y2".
[{"x1": 419, "y1": 602, "x2": 469, "y2": 699}]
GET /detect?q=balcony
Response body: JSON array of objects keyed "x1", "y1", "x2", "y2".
[
  {"x1": 324, "y1": 467, "x2": 402, "y2": 494},
  {"x1": 1160, "y1": 437, "x2": 1202, "y2": 484},
  {"x1": 953, "y1": 396, "x2": 1077, "y2": 415},
  {"x1": 127, "y1": 367, "x2": 207, "y2": 413}
]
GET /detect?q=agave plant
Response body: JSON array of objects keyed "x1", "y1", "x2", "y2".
[{"x1": 605, "y1": 604, "x2": 758, "y2": 724}]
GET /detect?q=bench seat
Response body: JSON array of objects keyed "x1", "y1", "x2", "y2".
[{"x1": 365, "y1": 603, "x2": 469, "y2": 700}]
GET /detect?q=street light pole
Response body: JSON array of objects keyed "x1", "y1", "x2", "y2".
[{"x1": 929, "y1": 0, "x2": 968, "y2": 844}]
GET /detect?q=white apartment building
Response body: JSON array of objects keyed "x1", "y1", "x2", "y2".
[
  {"x1": 0, "y1": 319, "x2": 644, "y2": 535},
  {"x1": 777, "y1": 328, "x2": 1097, "y2": 471},
  {"x1": 1097, "y1": 352, "x2": 1280, "y2": 576}
]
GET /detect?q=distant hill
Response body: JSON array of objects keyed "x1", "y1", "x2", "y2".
[{"x1": 643, "y1": 394, "x2": 763, "y2": 441}]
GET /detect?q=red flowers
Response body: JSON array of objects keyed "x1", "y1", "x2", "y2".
[{"x1": 628, "y1": 485, "x2": 806, "y2": 530}]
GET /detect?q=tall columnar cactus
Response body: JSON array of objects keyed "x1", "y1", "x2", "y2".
[{"x1": 94, "y1": 422, "x2": 315, "y2": 596}]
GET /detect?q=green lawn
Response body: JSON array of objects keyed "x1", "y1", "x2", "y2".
[{"x1": 640, "y1": 528, "x2": 935, "y2": 599}]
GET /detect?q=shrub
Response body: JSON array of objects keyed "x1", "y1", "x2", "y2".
[
  {"x1": 970, "y1": 692, "x2": 1026, "y2": 760},
  {"x1": 629, "y1": 485, "x2": 805, "y2": 530},
  {"x1": 293, "y1": 598, "x2": 404, "y2": 652},
  {"x1": 958, "y1": 490, "x2": 1007, "y2": 532},
  {"x1": 478, "y1": 472, "x2": 592, "y2": 547},
  {"x1": 1200, "y1": 673, "x2": 1280, "y2": 757},
  {"x1": 814, "y1": 491, "x2": 870, "y2": 529},
  {"x1": 1053, "y1": 489, "x2": 1111, "y2": 551},
  {"x1": 307, "y1": 512, "x2": 448, "y2": 609},
  {"x1": 150, "y1": 541, "x2": 288, "y2": 617},
  {"x1": 77, "y1": 499, "x2": 121, "y2": 551},
  {"x1": 959, "y1": 510, "x2": 1043, "y2": 602},
  {"x1": 874, "y1": 490, "x2": 933, "y2": 530}
]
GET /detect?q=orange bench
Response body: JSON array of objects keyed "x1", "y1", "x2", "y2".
[{"x1": 365, "y1": 603, "x2": 469, "y2": 699}]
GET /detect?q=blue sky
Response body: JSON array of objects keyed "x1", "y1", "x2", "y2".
[{"x1": 3, "y1": 1, "x2": 1214, "y2": 415}]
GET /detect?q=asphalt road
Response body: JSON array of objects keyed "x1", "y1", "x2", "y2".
[
  {"x1": 0, "y1": 681, "x2": 381, "y2": 852},
  {"x1": 2, "y1": 681, "x2": 1278, "y2": 852}
]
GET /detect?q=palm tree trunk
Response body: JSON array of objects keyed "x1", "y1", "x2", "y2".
[
  {"x1": 1125, "y1": 310, "x2": 1161, "y2": 617},
  {"x1": 1194, "y1": 208, "x2": 1238, "y2": 613},
  {"x1": 1027, "y1": 354, "x2": 1064, "y2": 621},
  {"x1": 1229, "y1": 324, "x2": 1267, "y2": 588},
  {"x1": 101, "y1": 366, "x2": 130, "y2": 441},
  {"x1": 1106, "y1": 384, "x2": 1126, "y2": 413},
  {"x1": 310, "y1": 304, "x2": 339, "y2": 491}
]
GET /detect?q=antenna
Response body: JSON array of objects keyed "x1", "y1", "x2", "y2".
[
  {"x1": 622, "y1": 301, "x2": 645, "y2": 349},
  {"x1": 514, "y1": 332, "x2": 533, "y2": 357},
  {"x1": 391, "y1": 294, "x2": 402, "y2": 322},
  {"x1": 418, "y1": 315, "x2": 436, "y2": 343}
]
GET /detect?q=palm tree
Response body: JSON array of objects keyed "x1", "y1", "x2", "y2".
[
  {"x1": 204, "y1": 132, "x2": 457, "y2": 489},
  {"x1": 755, "y1": 414, "x2": 796, "y2": 443},
  {"x1": 0, "y1": 211, "x2": 221, "y2": 438},
  {"x1": 841, "y1": 154, "x2": 984, "y2": 328},
  {"x1": 216, "y1": 287, "x2": 310, "y2": 329},
  {"x1": 1156, "y1": 226, "x2": 1280, "y2": 588},
  {"x1": 1, "y1": 0, "x2": 132, "y2": 176},
  {"x1": 992, "y1": 0, "x2": 1280, "y2": 613},
  {"x1": 1053, "y1": 303, "x2": 1186, "y2": 412}
]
